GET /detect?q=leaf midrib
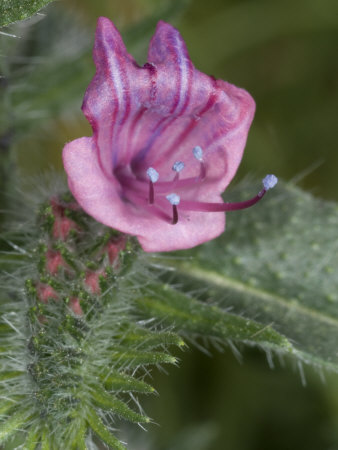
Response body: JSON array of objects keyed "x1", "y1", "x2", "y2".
[{"x1": 171, "y1": 262, "x2": 338, "y2": 329}]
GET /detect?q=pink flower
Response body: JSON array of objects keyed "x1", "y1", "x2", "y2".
[{"x1": 63, "y1": 17, "x2": 276, "y2": 252}]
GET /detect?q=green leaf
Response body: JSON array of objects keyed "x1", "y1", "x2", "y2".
[
  {"x1": 89, "y1": 386, "x2": 150, "y2": 424},
  {"x1": 119, "y1": 326, "x2": 185, "y2": 350},
  {"x1": 0, "y1": 408, "x2": 30, "y2": 443},
  {"x1": 0, "y1": 0, "x2": 55, "y2": 27},
  {"x1": 154, "y1": 181, "x2": 338, "y2": 372},
  {"x1": 99, "y1": 370, "x2": 155, "y2": 394},
  {"x1": 111, "y1": 347, "x2": 177, "y2": 369},
  {"x1": 66, "y1": 419, "x2": 87, "y2": 450},
  {"x1": 86, "y1": 407, "x2": 126, "y2": 450},
  {"x1": 0, "y1": 399, "x2": 18, "y2": 416},
  {"x1": 0, "y1": 370, "x2": 24, "y2": 381},
  {"x1": 0, "y1": 323, "x2": 12, "y2": 334},
  {"x1": 40, "y1": 429, "x2": 51, "y2": 450},
  {"x1": 23, "y1": 427, "x2": 40, "y2": 450},
  {"x1": 135, "y1": 284, "x2": 292, "y2": 351}
]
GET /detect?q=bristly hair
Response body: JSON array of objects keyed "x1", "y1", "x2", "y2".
[{"x1": 0, "y1": 172, "x2": 183, "y2": 449}]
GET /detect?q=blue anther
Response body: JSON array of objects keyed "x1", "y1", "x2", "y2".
[
  {"x1": 146, "y1": 167, "x2": 159, "y2": 183},
  {"x1": 166, "y1": 193, "x2": 180, "y2": 206},
  {"x1": 262, "y1": 174, "x2": 278, "y2": 190},
  {"x1": 172, "y1": 161, "x2": 185, "y2": 172},
  {"x1": 193, "y1": 146, "x2": 203, "y2": 161}
]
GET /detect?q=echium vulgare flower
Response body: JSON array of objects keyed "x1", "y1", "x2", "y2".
[{"x1": 63, "y1": 17, "x2": 277, "y2": 252}]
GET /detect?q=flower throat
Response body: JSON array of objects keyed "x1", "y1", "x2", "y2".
[{"x1": 115, "y1": 146, "x2": 278, "y2": 225}]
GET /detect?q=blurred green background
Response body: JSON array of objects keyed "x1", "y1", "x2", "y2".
[{"x1": 1, "y1": 0, "x2": 338, "y2": 448}]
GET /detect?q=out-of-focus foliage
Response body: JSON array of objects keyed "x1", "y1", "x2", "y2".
[{"x1": 180, "y1": 0, "x2": 338, "y2": 200}]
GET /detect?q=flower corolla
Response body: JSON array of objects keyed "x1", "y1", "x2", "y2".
[{"x1": 63, "y1": 17, "x2": 274, "y2": 252}]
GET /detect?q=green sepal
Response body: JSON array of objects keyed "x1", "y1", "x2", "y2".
[
  {"x1": 99, "y1": 370, "x2": 155, "y2": 394},
  {"x1": 53, "y1": 242, "x2": 79, "y2": 272},
  {"x1": 25, "y1": 278, "x2": 37, "y2": 298},
  {"x1": 0, "y1": 370, "x2": 24, "y2": 381},
  {"x1": 85, "y1": 230, "x2": 118, "y2": 259},
  {"x1": 67, "y1": 418, "x2": 87, "y2": 450},
  {"x1": 0, "y1": 408, "x2": 31, "y2": 443},
  {"x1": 110, "y1": 347, "x2": 177, "y2": 369},
  {"x1": 23, "y1": 427, "x2": 40, "y2": 450},
  {"x1": 118, "y1": 325, "x2": 185, "y2": 350},
  {"x1": 38, "y1": 204, "x2": 55, "y2": 235},
  {"x1": 86, "y1": 407, "x2": 126, "y2": 450},
  {"x1": 37, "y1": 243, "x2": 48, "y2": 273},
  {"x1": 41, "y1": 429, "x2": 51, "y2": 450},
  {"x1": 0, "y1": 399, "x2": 21, "y2": 416},
  {"x1": 89, "y1": 385, "x2": 150, "y2": 424},
  {"x1": 118, "y1": 241, "x2": 138, "y2": 276}
]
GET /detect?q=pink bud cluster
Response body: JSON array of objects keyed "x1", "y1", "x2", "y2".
[
  {"x1": 35, "y1": 197, "x2": 126, "y2": 317},
  {"x1": 50, "y1": 198, "x2": 80, "y2": 240},
  {"x1": 84, "y1": 235, "x2": 126, "y2": 295}
]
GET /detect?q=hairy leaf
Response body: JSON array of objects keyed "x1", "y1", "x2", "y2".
[
  {"x1": 0, "y1": 408, "x2": 30, "y2": 443},
  {"x1": 155, "y1": 181, "x2": 338, "y2": 372},
  {"x1": 40, "y1": 430, "x2": 51, "y2": 450},
  {"x1": 0, "y1": 0, "x2": 55, "y2": 27},
  {"x1": 99, "y1": 371, "x2": 155, "y2": 394},
  {"x1": 89, "y1": 386, "x2": 150, "y2": 423},
  {"x1": 0, "y1": 187, "x2": 182, "y2": 449},
  {"x1": 24, "y1": 427, "x2": 40, "y2": 450},
  {"x1": 86, "y1": 407, "x2": 126, "y2": 450},
  {"x1": 135, "y1": 283, "x2": 292, "y2": 352}
]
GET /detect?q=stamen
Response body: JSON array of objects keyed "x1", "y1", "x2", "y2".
[
  {"x1": 172, "y1": 161, "x2": 185, "y2": 181},
  {"x1": 146, "y1": 167, "x2": 159, "y2": 183},
  {"x1": 166, "y1": 193, "x2": 180, "y2": 225},
  {"x1": 146, "y1": 167, "x2": 159, "y2": 204},
  {"x1": 262, "y1": 174, "x2": 278, "y2": 191},
  {"x1": 179, "y1": 174, "x2": 278, "y2": 212},
  {"x1": 192, "y1": 146, "x2": 203, "y2": 161},
  {"x1": 172, "y1": 161, "x2": 185, "y2": 173},
  {"x1": 192, "y1": 146, "x2": 206, "y2": 180}
]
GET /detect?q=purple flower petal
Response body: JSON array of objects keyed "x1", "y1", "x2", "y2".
[{"x1": 63, "y1": 137, "x2": 225, "y2": 251}]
